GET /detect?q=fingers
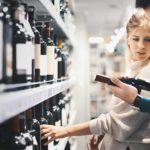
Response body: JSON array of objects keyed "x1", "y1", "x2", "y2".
[
  {"x1": 40, "y1": 124, "x2": 50, "y2": 130},
  {"x1": 41, "y1": 132, "x2": 52, "y2": 140},
  {"x1": 44, "y1": 136, "x2": 56, "y2": 145},
  {"x1": 40, "y1": 124, "x2": 56, "y2": 145},
  {"x1": 90, "y1": 135, "x2": 96, "y2": 144},
  {"x1": 40, "y1": 125, "x2": 55, "y2": 134},
  {"x1": 41, "y1": 128, "x2": 50, "y2": 134},
  {"x1": 97, "y1": 135, "x2": 104, "y2": 143},
  {"x1": 87, "y1": 135, "x2": 101, "y2": 150},
  {"x1": 42, "y1": 135, "x2": 55, "y2": 146},
  {"x1": 111, "y1": 77, "x2": 123, "y2": 88}
]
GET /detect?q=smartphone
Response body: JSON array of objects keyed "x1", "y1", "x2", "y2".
[{"x1": 95, "y1": 74, "x2": 116, "y2": 86}]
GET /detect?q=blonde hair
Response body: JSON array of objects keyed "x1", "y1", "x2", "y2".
[{"x1": 126, "y1": 8, "x2": 150, "y2": 63}]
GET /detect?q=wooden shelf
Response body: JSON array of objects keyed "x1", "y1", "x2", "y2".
[{"x1": 0, "y1": 79, "x2": 74, "y2": 123}]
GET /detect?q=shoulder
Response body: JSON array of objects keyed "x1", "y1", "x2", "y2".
[{"x1": 137, "y1": 63, "x2": 150, "y2": 79}]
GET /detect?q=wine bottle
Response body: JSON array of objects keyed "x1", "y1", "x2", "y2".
[
  {"x1": 28, "y1": 6, "x2": 41, "y2": 83},
  {"x1": 0, "y1": 1, "x2": 4, "y2": 83},
  {"x1": 20, "y1": 3, "x2": 34, "y2": 82},
  {"x1": 43, "y1": 22, "x2": 55, "y2": 82},
  {"x1": 51, "y1": 0, "x2": 54, "y2": 5},
  {"x1": 44, "y1": 100, "x2": 53, "y2": 125},
  {"x1": 53, "y1": 34, "x2": 60, "y2": 82},
  {"x1": 9, "y1": 116, "x2": 26, "y2": 150},
  {"x1": 52, "y1": 97, "x2": 61, "y2": 127},
  {"x1": 0, "y1": 119, "x2": 23, "y2": 150},
  {"x1": 43, "y1": 99, "x2": 54, "y2": 149},
  {"x1": 36, "y1": 22, "x2": 47, "y2": 82},
  {"x1": 19, "y1": 112, "x2": 33, "y2": 149},
  {"x1": 2, "y1": 1, "x2": 13, "y2": 84},
  {"x1": 57, "y1": 38, "x2": 63, "y2": 81},
  {"x1": 10, "y1": 0, "x2": 27, "y2": 83},
  {"x1": 65, "y1": 141, "x2": 71, "y2": 150},
  {"x1": 26, "y1": 108, "x2": 39, "y2": 150},
  {"x1": 35, "y1": 102, "x2": 48, "y2": 150},
  {"x1": 60, "y1": 0, "x2": 65, "y2": 21},
  {"x1": 31, "y1": 106, "x2": 41, "y2": 150},
  {"x1": 58, "y1": 93, "x2": 66, "y2": 126},
  {"x1": 49, "y1": 96, "x2": 61, "y2": 145},
  {"x1": 95, "y1": 74, "x2": 150, "y2": 93},
  {"x1": 60, "y1": 40, "x2": 68, "y2": 80}
]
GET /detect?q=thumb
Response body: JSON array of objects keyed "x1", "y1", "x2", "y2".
[{"x1": 111, "y1": 77, "x2": 123, "y2": 88}]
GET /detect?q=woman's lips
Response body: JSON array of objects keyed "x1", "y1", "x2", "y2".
[{"x1": 136, "y1": 52, "x2": 146, "y2": 55}]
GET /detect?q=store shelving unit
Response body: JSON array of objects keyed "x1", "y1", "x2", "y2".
[
  {"x1": 21, "y1": 0, "x2": 75, "y2": 46},
  {"x1": 0, "y1": 0, "x2": 76, "y2": 149},
  {"x1": 0, "y1": 79, "x2": 74, "y2": 124},
  {"x1": 0, "y1": 79, "x2": 76, "y2": 149}
]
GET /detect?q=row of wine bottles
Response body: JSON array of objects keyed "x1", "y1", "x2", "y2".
[
  {"x1": 0, "y1": 0, "x2": 71, "y2": 86},
  {"x1": 0, "y1": 90, "x2": 72, "y2": 150},
  {"x1": 51, "y1": 0, "x2": 72, "y2": 22}
]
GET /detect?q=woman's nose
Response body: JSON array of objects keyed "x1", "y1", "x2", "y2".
[{"x1": 138, "y1": 40, "x2": 145, "y2": 49}]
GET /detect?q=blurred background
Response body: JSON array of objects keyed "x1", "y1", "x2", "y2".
[{"x1": 69, "y1": 0, "x2": 135, "y2": 149}]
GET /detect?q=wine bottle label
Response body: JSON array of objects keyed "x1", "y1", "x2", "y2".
[
  {"x1": 62, "y1": 108, "x2": 67, "y2": 126},
  {"x1": 57, "y1": 57, "x2": 62, "y2": 62},
  {"x1": 16, "y1": 44, "x2": 27, "y2": 71},
  {"x1": 48, "y1": 141, "x2": 54, "y2": 150},
  {"x1": 0, "y1": 21, "x2": 3, "y2": 80},
  {"x1": 26, "y1": 41, "x2": 32, "y2": 75},
  {"x1": 40, "y1": 55, "x2": 47, "y2": 76},
  {"x1": 22, "y1": 20, "x2": 34, "y2": 38},
  {"x1": 54, "y1": 57, "x2": 58, "y2": 80},
  {"x1": 25, "y1": 145, "x2": 33, "y2": 150},
  {"x1": 35, "y1": 44, "x2": 41, "y2": 69},
  {"x1": 47, "y1": 46, "x2": 55, "y2": 75},
  {"x1": 31, "y1": 43, "x2": 35, "y2": 60},
  {"x1": 33, "y1": 136, "x2": 38, "y2": 146},
  {"x1": 55, "y1": 120, "x2": 61, "y2": 126},
  {"x1": 6, "y1": 40, "x2": 13, "y2": 78}
]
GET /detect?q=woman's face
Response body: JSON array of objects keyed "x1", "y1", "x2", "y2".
[{"x1": 128, "y1": 28, "x2": 150, "y2": 61}]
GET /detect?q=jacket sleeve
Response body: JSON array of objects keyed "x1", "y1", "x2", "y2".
[
  {"x1": 134, "y1": 96, "x2": 150, "y2": 113},
  {"x1": 89, "y1": 100, "x2": 150, "y2": 142}
]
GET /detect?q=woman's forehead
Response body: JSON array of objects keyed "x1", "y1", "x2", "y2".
[{"x1": 130, "y1": 27, "x2": 150, "y2": 36}]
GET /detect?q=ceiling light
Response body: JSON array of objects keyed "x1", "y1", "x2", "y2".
[{"x1": 88, "y1": 37, "x2": 104, "y2": 44}]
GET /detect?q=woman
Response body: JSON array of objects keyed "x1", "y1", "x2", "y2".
[{"x1": 40, "y1": 9, "x2": 150, "y2": 150}]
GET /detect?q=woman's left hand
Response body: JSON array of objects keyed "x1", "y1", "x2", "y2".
[{"x1": 87, "y1": 135, "x2": 104, "y2": 150}]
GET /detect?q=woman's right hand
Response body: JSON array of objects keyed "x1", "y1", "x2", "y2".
[
  {"x1": 40, "y1": 124, "x2": 68, "y2": 145},
  {"x1": 107, "y1": 77, "x2": 138, "y2": 105}
]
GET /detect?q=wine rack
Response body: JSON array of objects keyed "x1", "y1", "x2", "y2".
[
  {"x1": 0, "y1": 0, "x2": 76, "y2": 149},
  {"x1": 21, "y1": 0, "x2": 75, "y2": 47},
  {"x1": 0, "y1": 79, "x2": 74, "y2": 123}
]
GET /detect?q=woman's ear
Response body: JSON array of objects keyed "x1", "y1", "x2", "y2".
[
  {"x1": 125, "y1": 37, "x2": 129, "y2": 46},
  {"x1": 126, "y1": 39, "x2": 130, "y2": 49},
  {"x1": 127, "y1": 43, "x2": 130, "y2": 49}
]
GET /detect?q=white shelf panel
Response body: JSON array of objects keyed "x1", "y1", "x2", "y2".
[
  {"x1": 0, "y1": 79, "x2": 74, "y2": 123},
  {"x1": 22, "y1": 0, "x2": 75, "y2": 46}
]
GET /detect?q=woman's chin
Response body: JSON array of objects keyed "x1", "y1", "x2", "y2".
[{"x1": 134, "y1": 56, "x2": 149, "y2": 62}]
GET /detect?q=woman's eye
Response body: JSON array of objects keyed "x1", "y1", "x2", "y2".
[
  {"x1": 144, "y1": 38, "x2": 150, "y2": 42},
  {"x1": 132, "y1": 38, "x2": 139, "y2": 41}
]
